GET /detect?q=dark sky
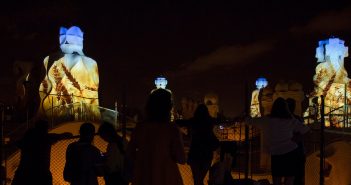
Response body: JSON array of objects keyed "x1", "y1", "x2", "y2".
[{"x1": 2, "y1": 0, "x2": 351, "y2": 117}]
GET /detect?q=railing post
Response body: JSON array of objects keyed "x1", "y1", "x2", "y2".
[
  {"x1": 122, "y1": 85, "x2": 127, "y2": 140},
  {"x1": 343, "y1": 84, "x2": 347, "y2": 128},
  {"x1": 320, "y1": 95, "x2": 325, "y2": 185},
  {"x1": 244, "y1": 80, "x2": 250, "y2": 181},
  {"x1": 0, "y1": 103, "x2": 4, "y2": 185},
  {"x1": 80, "y1": 101, "x2": 83, "y2": 121},
  {"x1": 114, "y1": 101, "x2": 118, "y2": 129},
  {"x1": 51, "y1": 96, "x2": 54, "y2": 128}
]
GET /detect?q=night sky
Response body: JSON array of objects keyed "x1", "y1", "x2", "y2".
[{"x1": 2, "y1": 0, "x2": 351, "y2": 117}]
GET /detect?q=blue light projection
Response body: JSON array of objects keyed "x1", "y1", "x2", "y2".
[
  {"x1": 59, "y1": 26, "x2": 84, "y2": 55},
  {"x1": 316, "y1": 38, "x2": 348, "y2": 71},
  {"x1": 255, "y1": 77, "x2": 268, "y2": 89}
]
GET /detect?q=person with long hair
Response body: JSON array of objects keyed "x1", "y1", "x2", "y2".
[
  {"x1": 286, "y1": 98, "x2": 306, "y2": 185},
  {"x1": 188, "y1": 104, "x2": 219, "y2": 185},
  {"x1": 246, "y1": 97, "x2": 309, "y2": 185},
  {"x1": 126, "y1": 88, "x2": 186, "y2": 185},
  {"x1": 98, "y1": 122, "x2": 127, "y2": 185}
]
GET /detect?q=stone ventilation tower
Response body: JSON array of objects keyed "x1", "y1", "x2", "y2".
[
  {"x1": 305, "y1": 38, "x2": 350, "y2": 126},
  {"x1": 38, "y1": 26, "x2": 100, "y2": 120},
  {"x1": 250, "y1": 77, "x2": 268, "y2": 118}
]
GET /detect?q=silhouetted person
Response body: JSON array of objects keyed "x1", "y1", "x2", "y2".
[
  {"x1": 126, "y1": 88, "x2": 186, "y2": 185},
  {"x1": 12, "y1": 120, "x2": 72, "y2": 185},
  {"x1": 246, "y1": 97, "x2": 309, "y2": 185},
  {"x1": 286, "y1": 98, "x2": 306, "y2": 185},
  {"x1": 208, "y1": 141, "x2": 236, "y2": 185},
  {"x1": 188, "y1": 104, "x2": 219, "y2": 185},
  {"x1": 64, "y1": 122, "x2": 103, "y2": 185},
  {"x1": 1, "y1": 165, "x2": 5, "y2": 185},
  {"x1": 98, "y1": 122, "x2": 127, "y2": 185}
]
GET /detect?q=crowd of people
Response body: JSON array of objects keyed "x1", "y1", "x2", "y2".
[{"x1": 10, "y1": 89, "x2": 310, "y2": 185}]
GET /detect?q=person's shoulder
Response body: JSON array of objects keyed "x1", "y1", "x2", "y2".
[
  {"x1": 67, "y1": 141, "x2": 79, "y2": 148},
  {"x1": 293, "y1": 114, "x2": 304, "y2": 122},
  {"x1": 66, "y1": 141, "x2": 79, "y2": 152}
]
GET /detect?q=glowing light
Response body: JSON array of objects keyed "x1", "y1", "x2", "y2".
[
  {"x1": 255, "y1": 77, "x2": 268, "y2": 89},
  {"x1": 154, "y1": 76, "x2": 168, "y2": 89}
]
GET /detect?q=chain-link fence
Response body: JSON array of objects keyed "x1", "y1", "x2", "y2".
[
  {"x1": 3, "y1": 135, "x2": 198, "y2": 185},
  {"x1": 5, "y1": 119, "x2": 351, "y2": 185}
]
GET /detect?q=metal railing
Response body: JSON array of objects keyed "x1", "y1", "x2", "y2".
[
  {"x1": 43, "y1": 102, "x2": 118, "y2": 129},
  {"x1": 304, "y1": 102, "x2": 351, "y2": 128}
]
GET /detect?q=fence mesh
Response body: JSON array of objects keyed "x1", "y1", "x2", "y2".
[
  {"x1": 11, "y1": 122, "x2": 337, "y2": 185},
  {"x1": 4, "y1": 135, "x2": 198, "y2": 185}
]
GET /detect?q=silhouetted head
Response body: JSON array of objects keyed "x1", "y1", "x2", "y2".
[
  {"x1": 270, "y1": 97, "x2": 292, "y2": 119},
  {"x1": 193, "y1": 104, "x2": 211, "y2": 119},
  {"x1": 98, "y1": 122, "x2": 125, "y2": 154},
  {"x1": 145, "y1": 88, "x2": 172, "y2": 122},
  {"x1": 98, "y1": 122, "x2": 116, "y2": 142},
  {"x1": 79, "y1": 122, "x2": 95, "y2": 143},
  {"x1": 286, "y1": 98, "x2": 296, "y2": 113}
]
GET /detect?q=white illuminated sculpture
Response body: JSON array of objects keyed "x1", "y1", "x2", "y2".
[
  {"x1": 38, "y1": 26, "x2": 100, "y2": 119},
  {"x1": 306, "y1": 38, "x2": 350, "y2": 126},
  {"x1": 314, "y1": 38, "x2": 349, "y2": 88},
  {"x1": 250, "y1": 77, "x2": 268, "y2": 117}
]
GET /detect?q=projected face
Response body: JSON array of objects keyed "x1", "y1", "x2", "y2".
[{"x1": 154, "y1": 77, "x2": 168, "y2": 89}]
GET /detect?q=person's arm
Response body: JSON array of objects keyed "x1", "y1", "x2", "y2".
[
  {"x1": 63, "y1": 145, "x2": 74, "y2": 182},
  {"x1": 48, "y1": 132, "x2": 73, "y2": 144},
  {"x1": 15, "y1": 133, "x2": 28, "y2": 149},
  {"x1": 170, "y1": 125, "x2": 186, "y2": 164},
  {"x1": 93, "y1": 147, "x2": 105, "y2": 177},
  {"x1": 292, "y1": 118, "x2": 310, "y2": 134},
  {"x1": 124, "y1": 128, "x2": 138, "y2": 182},
  {"x1": 126, "y1": 128, "x2": 137, "y2": 161},
  {"x1": 291, "y1": 118, "x2": 310, "y2": 143},
  {"x1": 175, "y1": 119, "x2": 192, "y2": 127},
  {"x1": 103, "y1": 143, "x2": 121, "y2": 174}
]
